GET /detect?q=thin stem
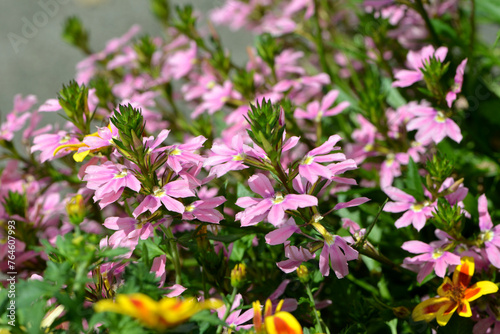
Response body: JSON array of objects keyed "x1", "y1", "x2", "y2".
[
  {"x1": 414, "y1": 0, "x2": 441, "y2": 45},
  {"x1": 306, "y1": 283, "x2": 325, "y2": 333},
  {"x1": 312, "y1": 0, "x2": 334, "y2": 83},
  {"x1": 216, "y1": 287, "x2": 238, "y2": 334}
]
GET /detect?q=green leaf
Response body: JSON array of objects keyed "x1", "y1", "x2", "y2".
[{"x1": 406, "y1": 157, "x2": 425, "y2": 202}]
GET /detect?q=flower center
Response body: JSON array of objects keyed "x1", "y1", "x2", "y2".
[
  {"x1": 232, "y1": 153, "x2": 245, "y2": 161},
  {"x1": 59, "y1": 134, "x2": 71, "y2": 144},
  {"x1": 480, "y1": 230, "x2": 494, "y2": 243},
  {"x1": 411, "y1": 203, "x2": 424, "y2": 212},
  {"x1": 386, "y1": 153, "x2": 395, "y2": 167},
  {"x1": 206, "y1": 81, "x2": 216, "y2": 89},
  {"x1": 272, "y1": 192, "x2": 284, "y2": 205},
  {"x1": 114, "y1": 169, "x2": 128, "y2": 179},
  {"x1": 435, "y1": 111, "x2": 446, "y2": 123},
  {"x1": 185, "y1": 204, "x2": 195, "y2": 212},
  {"x1": 446, "y1": 285, "x2": 465, "y2": 304},
  {"x1": 170, "y1": 148, "x2": 181, "y2": 156},
  {"x1": 315, "y1": 110, "x2": 324, "y2": 122},
  {"x1": 301, "y1": 156, "x2": 314, "y2": 165},
  {"x1": 364, "y1": 143, "x2": 373, "y2": 152},
  {"x1": 431, "y1": 248, "x2": 443, "y2": 259},
  {"x1": 153, "y1": 186, "x2": 166, "y2": 197}
]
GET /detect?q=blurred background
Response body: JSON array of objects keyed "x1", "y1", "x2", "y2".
[{"x1": 0, "y1": 0, "x2": 252, "y2": 114}]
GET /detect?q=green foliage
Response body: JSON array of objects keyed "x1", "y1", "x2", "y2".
[
  {"x1": 430, "y1": 198, "x2": 463, "y2": 233},
  {"x1": 58, "y1": 80, "x2": 93, "y2": 134},
  {"x1": 246, "y1": 98, "x2": 285, "y2": 162},
  {"x1": 62, "y1": 16, "x2": 90, "y2": 54},
  {"x1": 150, "y1": 0, "x2": 170, "y2": 24},
  {"x1": 3, "y1": 191, "x2": 27, "y2": 217}
]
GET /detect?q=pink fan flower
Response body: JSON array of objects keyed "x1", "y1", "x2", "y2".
[
  {"x1": 314, "y1": 223, "x2": 358, "y2": 278},
  {"x1": 294, "y1": 90, "x2": 349, "y2": 121},
  {"x1": 216, "y1": 294, "x2": 254, "y2": 330},
  {"x1": 133, "y1": 180, "x2": 194, "y2": 218},
  {"x1": 265, "y1": 217, "x2": 301, "y2": 245},
  {"x1": 478, "y1": 194, "x2": 500, "y2": 268},
  {"x1": 182, "y1": 196, "x2": 227, "y2": 224},
  {"x1": 0, "y1": 94, "x2": 37, "y2": 141},
  {"x1": 204, "y1": 135, "x2": 252, "y2": 178},
  {"x1": 192, "y1": 81, "x2": 241, "y2": 118},
  {"x1": 84, "y1": 162, "x2": 141, "y2": 208},
  {"x1": 277, "y1": 241, "x2": 316, "y2": 273},
  {"x1": 298, "y1": 135, "x2": 346, "y2": 184},
  {"x1": 235, "y1": 174, "x2": 318, "y2": 227},
  {"x1": 392, "y1": 45, "x2": 448, "y2": 88},
  {"x1": 446, "y1": 58, "x2": 468, "y2": 107},
  {"x1": 406, "y1": 104, "x2": 462, "y2": 144},
  {"x1": 402, "y1": 238, "x2": 461, "y2": 283},
  {"x1": 156, "y1": 136, "x2": 206, "y2": 174},
  {"x1": 383, "y1": 186, "x2": 434, "y2": 231},
  {"x1": 31, "y1": 131, "x2": 81, "y2": 163},
  {"x1": 162, "y1": 42, "x2": 197, "y2": 80}
]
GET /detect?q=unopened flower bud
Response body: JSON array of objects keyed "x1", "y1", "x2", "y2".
[
  {"x1": 66, "y1": 194, "x2": 85, "y2": 225},
  {"x1": 297, "y1": 265, "x2": 309, "y2": 284},
  {"x1": 231, "y1": 263, "x2": 247, "y2": 289},
  {"x1": 393, "y1": 306, "x2": 410, "y2": 318}
]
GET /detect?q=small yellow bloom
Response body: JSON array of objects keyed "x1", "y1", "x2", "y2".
[
  {"x1": 412, "y1": 257, "x2": 498, "y2": 326},
  {"x1": 94, "y1": 293, "x2": 223, "y2": 330},
  {"x1": 66, "y1": 194, "x2": 85, "y2": 224},
  {"x1": 231, "y1": 263, "x2": 247, "y2": 288}
]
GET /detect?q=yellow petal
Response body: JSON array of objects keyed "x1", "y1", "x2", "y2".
[
  {"x1": 412, "y1": 297, "x2": 452, "y2": 323},
  {"x1": 453, "y1": 256, "x2": 474, "y2": 288},
  {"x1": 73, "y1": 150, "x2": 90, "y2": 162},
  {"x1": 465, "y1": 281, "x2": 499, "y2": 302},
  {"x1": 265, "y1": 312, "x2": 303, "y2": 334},
  {"x1": 456, "y1": 300, "x2": 472, "y2": 317},
  {"x1": 435, "y1": 302, "x2": 457, "y2": 326},
  {"x1": 53, "y1": 142, "x2": 87, "y2": 156}
]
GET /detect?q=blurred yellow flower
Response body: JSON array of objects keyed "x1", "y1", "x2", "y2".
[{"x1": 95, "y1": 293, "x2": 223, "y2": 330}]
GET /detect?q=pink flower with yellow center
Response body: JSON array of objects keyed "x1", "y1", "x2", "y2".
[{"x1": 412, "y1": 257, "x2": 498, "y2": 326}]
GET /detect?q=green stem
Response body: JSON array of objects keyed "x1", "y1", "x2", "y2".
[
  {"x1": 306, "y1": 284, "x2": 325, "y2": 333},
  {"x1": 312, "y1": 0, "x2": 333, "y2": 84},
  {"x1": 163, "y1": 226, "x2": 182, "y2": 284},
  {"x1": 414, "y1": 0, "x2": 441, "y2": 45},
  {"x1": 216, "y1": 287, "x2": 238, "y2": 334}
]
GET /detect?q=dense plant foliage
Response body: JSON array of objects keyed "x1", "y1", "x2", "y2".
[{"x1": 1, "y1": 0, "x2": 500, "y2": 333}]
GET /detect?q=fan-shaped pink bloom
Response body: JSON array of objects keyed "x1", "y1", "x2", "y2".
[
  {"x1": 31, "y1": 131, "x2": 81, "y2": 163},
  {"x1": 265, "y1": 218, "x2": 301, "y2": 245},
  {"x1": 182, "y1": 196, "x2": 227, "y2": 224},
  {"x1": 156, "y1": 136, "x2": 206, "y2": 174},
  {"x1": 235, "y1": 174, "x2": 317, "y2": 227},
  {"x1": 204, "y1": 135, "x2": 252, "y2": 177},
  {"x1": 383, "y1": 187, "x2": 434, "y2": 231},
  {"x1": 294, "y1": 90, "x2": 349, "y2": 121},
  {"x1": 277, "y1": 242, "x2": 316, "y2": 273},
  {"x1": 319, "y1": 234, "x2": 358, "y2": 278},
  {"x1": 298, "y1": 135, "x2": 346, "y2": 184},
  {"x1": 406, "y1": 106, "x2": 462, "y2": 144},
  {"x1": 216, "y1": 294, "x2": 254, "y2": 330},
  {"x1": 392, "y1": 45, "x2": 448, "y2": 87},
  {"x1": 84, "y1": 162, "x2": 141, "y2": 208},
  {"x1": 478, "y1": 194, "x2": 500, "y2": 268},
  {"x1": 402, "y1": 239, "x2": 461, "y2": 282},
  {"x1": 133, "y1": 180, "x2": 194, "y2": 218}
]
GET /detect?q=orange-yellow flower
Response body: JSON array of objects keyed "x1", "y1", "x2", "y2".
[
  {"x1": 253, "y1": 299, "x2": 303, "y2": 334},
  {"x1": 94, "y1": 293, "x2": 223, "y2": 330},
  {"x1": 412, "y1": 256, "x2": 498, "y2": 326}
]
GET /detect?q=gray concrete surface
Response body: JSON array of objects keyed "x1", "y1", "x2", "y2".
[{"x1": 0, "y1": 0, "x2": 251, "y2": 115}]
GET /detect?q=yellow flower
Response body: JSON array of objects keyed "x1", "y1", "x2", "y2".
[
  {"x1": 94, "y1": 293, "x2": 223, "y2": 330},
  {"x1": 412, "y1": 256, "x2": 498, "y2": 326},
  {"x1": 253, "y1": 299, "x2": 303, "y2": 334}
]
